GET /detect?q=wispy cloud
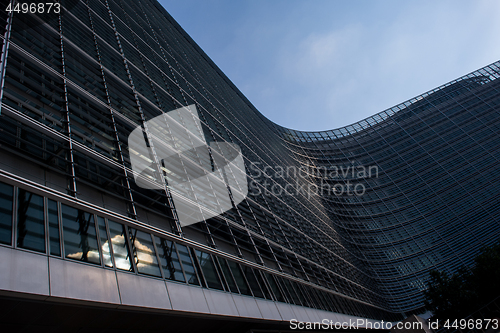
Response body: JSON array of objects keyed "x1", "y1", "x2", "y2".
[{"x1": 160, "y1": 0, "x2": 500, "y2": 131}]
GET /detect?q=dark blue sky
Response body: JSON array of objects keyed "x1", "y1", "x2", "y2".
[{"x1": 159, "y1": 0, "x2": 500, "y2": 131}]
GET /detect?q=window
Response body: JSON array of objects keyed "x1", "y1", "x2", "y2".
[
  {"x1": 280, "y1": 277, "x2": 302, "y2": 305},
  {"x1": 97, "y1": 217, "x2": 113, "y2": 267},
  {"x1": 217, "y1": 257, "x2": 239, "y2": 293},
  {"x1": 47, "y1": 199, "x2": 61, "y2": 256},
  {"x1": 108, "y1": 220, "x2": 132, "y2": 271},
  {"x1": 313, "y1": 288, "x2": 333, "y2": 311},
  {"x1": 128, "y1": 227, "x2": 161, "y2": 277},
  {"x1": 17, "y1": 189, "x2": 45, "y2": 253},
  {"x1": 155, "y1": 237, "x2": 185, "y2": 282},
  {"x1": 62, "y1": 204, "x2": 100, "y2": 264},
  {"x1": 265, "y1": 273, "x2": 286, "y2": 302},
  {"x1": 254, "y1": 270, "x2": 273, "y2": 300},
  {"x1": 0, "y1": 182, "x2": 13, "y2": 245},
  {"x1": 228, "y1": 261, "x2": 252, "y2": 296},
  {"x1": 195, "y1": 250, "x2": 223, "y2": 290},
  {"x1": 241, "y1": 266, "x2": 264, "y2": 299},
  {"x1": 176, "y1": 244, "x2": 199, "y2": 286},
  {"x1": 296, "y1": 284, "x2": 314, "y2": 308}
]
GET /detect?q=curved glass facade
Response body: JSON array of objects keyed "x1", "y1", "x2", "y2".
[
  {"x1": 277, "y1": 72, "x2": 500, "y2": 312},
  {"x1": 0, "y1": 0, "x2": 499, "y2": 321}
]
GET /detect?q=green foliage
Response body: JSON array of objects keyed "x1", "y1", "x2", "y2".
[{"x1": 424, "y1": 241, "x2": 500, "y2": 320}]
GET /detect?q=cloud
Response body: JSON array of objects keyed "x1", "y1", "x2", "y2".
[
  {"x1": 160, "y1": 0, "x2": 500, "y2": 131},
  {"x1": 257, "y1": 0, "x2": 500, "y2": 130}
]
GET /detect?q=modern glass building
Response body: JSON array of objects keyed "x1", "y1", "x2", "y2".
[{"x1": 0, "y1": 0, "x2": 499, "y2": 330}]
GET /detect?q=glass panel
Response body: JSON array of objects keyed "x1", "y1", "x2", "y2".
[
  {"x1": 155, "y1": 237, "x2": 185, "y2": 282},
  {"x1": 17, "y1": 189, "x2": 45, "y2": 253},
  {"x1": 0, "y1": 182, "x2": 13, "y2": 245},
  {"x1": 217, "y1": 257, "x2": 239, "y2": 293},
  {"x1": 97, "y1": 217, "x2": 113, "y2": 267},
  {"x1": 296, "y1": 283, "x2": 312, "y2": 307},
  {"x1": 321, "y1": 292, "x2": 337, "y2": 312},
  {"x1": 61, "y1": 204, "x2": 100, "y2": 264},
  {"x1": 240, "y1": 266, "x2": 264, "y2": 298},
  {"x1": 254, "y1": 270, "x2": 272, "y2": 299},
  {"x1": 326, "y1": 293, "x2": 340, "y2": 312},
  {"x1": 108, "y1": 220, "x2": 132, "y2": 271},
  {"x1": 195, "y1": 250, "x2": 223, "y2": 290},
  {"x1": 274, "y1": 276, "x2": 292, "y2": 303},
  {"x1": 265, "y1": 273, "x2": 285, "y2": 302},
  {"x1": 228, "y1": 261, "x2": 252, "y2": 296},
  {"x1": 189, "y1": 247, "x2": 208, "y2": 288},
  {"x1": 313, "y1": 289, "x2": 330, "y2": 311},
  {"x1": 190, "y1": 247, "x2": 207, "y2": 288},
  {"x1": 311, "y1": 288, "x2": 330, "y2": 311},
  {"x1": 128, "y1": 227, "x2": 161, "y2": 277},
  {"x1": 176, "y1": 244, "x2": 199, "y2": 286},
  {"x1": 328, "y1": 293, "x2": 340, "y2": 312},
  {"x1": 47, "y1": 199, "x2": 61, "y2": 256},
  {"x1": 281, "y1": 277, "x2": 302, "y2": 305}
]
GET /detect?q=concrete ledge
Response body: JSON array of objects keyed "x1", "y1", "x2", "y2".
[
  {"x1": 255, "y1": 298, "x2": 282, "y2": 320},
  {"x1": 203, "y1": 289, "x2": 239, "y2": 316},
  {"x1": 289, "y1": 303, "x2": 311, "y2": 322},
  {"x1": 165, "y1": 281, "x2": 210, "y2": 314},
  {"x1": 0, "y1": 247, "x2": 390, "y2": 327},
  {"x1": 117, "y1": 272, "x2": 172, "y2": 310},
  {"x1": 305, "y1": 305, "x2": 323, "y2": 322},
  {"x1": 275, "y1": 301, "x2": 296, "y2": 321},
  {"x1": 231, "y1": 294, "x2": 263, "y2": 319},
  {"x1": 0, "y1": 246, "x2": 49, "y2": 296},
  {"x1": 49, "y1": 258, "x2": 120, "y2": 304}
]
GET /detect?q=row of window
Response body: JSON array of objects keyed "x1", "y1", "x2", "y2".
[
  {"x1": 61, "y1": 0, "x2": 500, "y2": 316},
  {"x1": 277, "y1": 72, "x2": 500, "y2": 311},
  {"x1": 13, "y1": 0, "x2": 497, "y2": 315},
  {"x1": 96, "y1": 0, "x2": 369, "y2": 287},
  {"x1": 5, "y1": 4, "x2": 365, "y2": 294},
  {"x1": 0, "y1": 180, "x2": 400, "y2": 321}
]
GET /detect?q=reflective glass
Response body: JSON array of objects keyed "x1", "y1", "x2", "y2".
[
  {"x1": 97, "y1": 217, "x2": 113, "y2": 267},
  {"x1": 47, "y1": 199, "x2": 61, "y2": 256},
  {"x1": 175, "y1": 244, "x2": 199, "y2": 285},
  {"x1": 254, "y1": 270, "x2": 273, "y2": 299},
  {"x1": 312, "y1": 288, "x2": 331, "y2": 311},
  {"x1": 128, "y1": 227, "x2": 161, "y2": 277},
  {"x1": 195, "y1": 250, "x2": 223, "y2": 290},
  {"x1": 281, "y1": 277, "x2": 302, "y2": 305},
  {"x1": 108, "y1": 220, "x2": 132, "y2": 271},
  {"x1": 62, "y1": 204, "x2": 100, "y2": 264},
  {"x1": 0, "y1": 182, "x2": 13, "y2": 245},
  {"x1": 240, "y1": 266, "x2": 264, "y2": 298},
  {"x1": 228, "y1": 261, "x2": 252, "y2": 296},
  {"x1": 264, "y1": 273, "x2": 286, "y2": 302},
  {"x1": 217, "y1": 257, "x2": 239, "y2": 293},
  {"x1": 17, "y1": 189, "x2": 45, "y2": 253},
  {"x1": 296, "y1": 283, "x2": 313, "y2": 307},
  {"x1": 155, "y1": 237, "x2": 185, "y2": 282},
  {"x1": 274, "y1": 276, "x2": 292, "y2": 303}
]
